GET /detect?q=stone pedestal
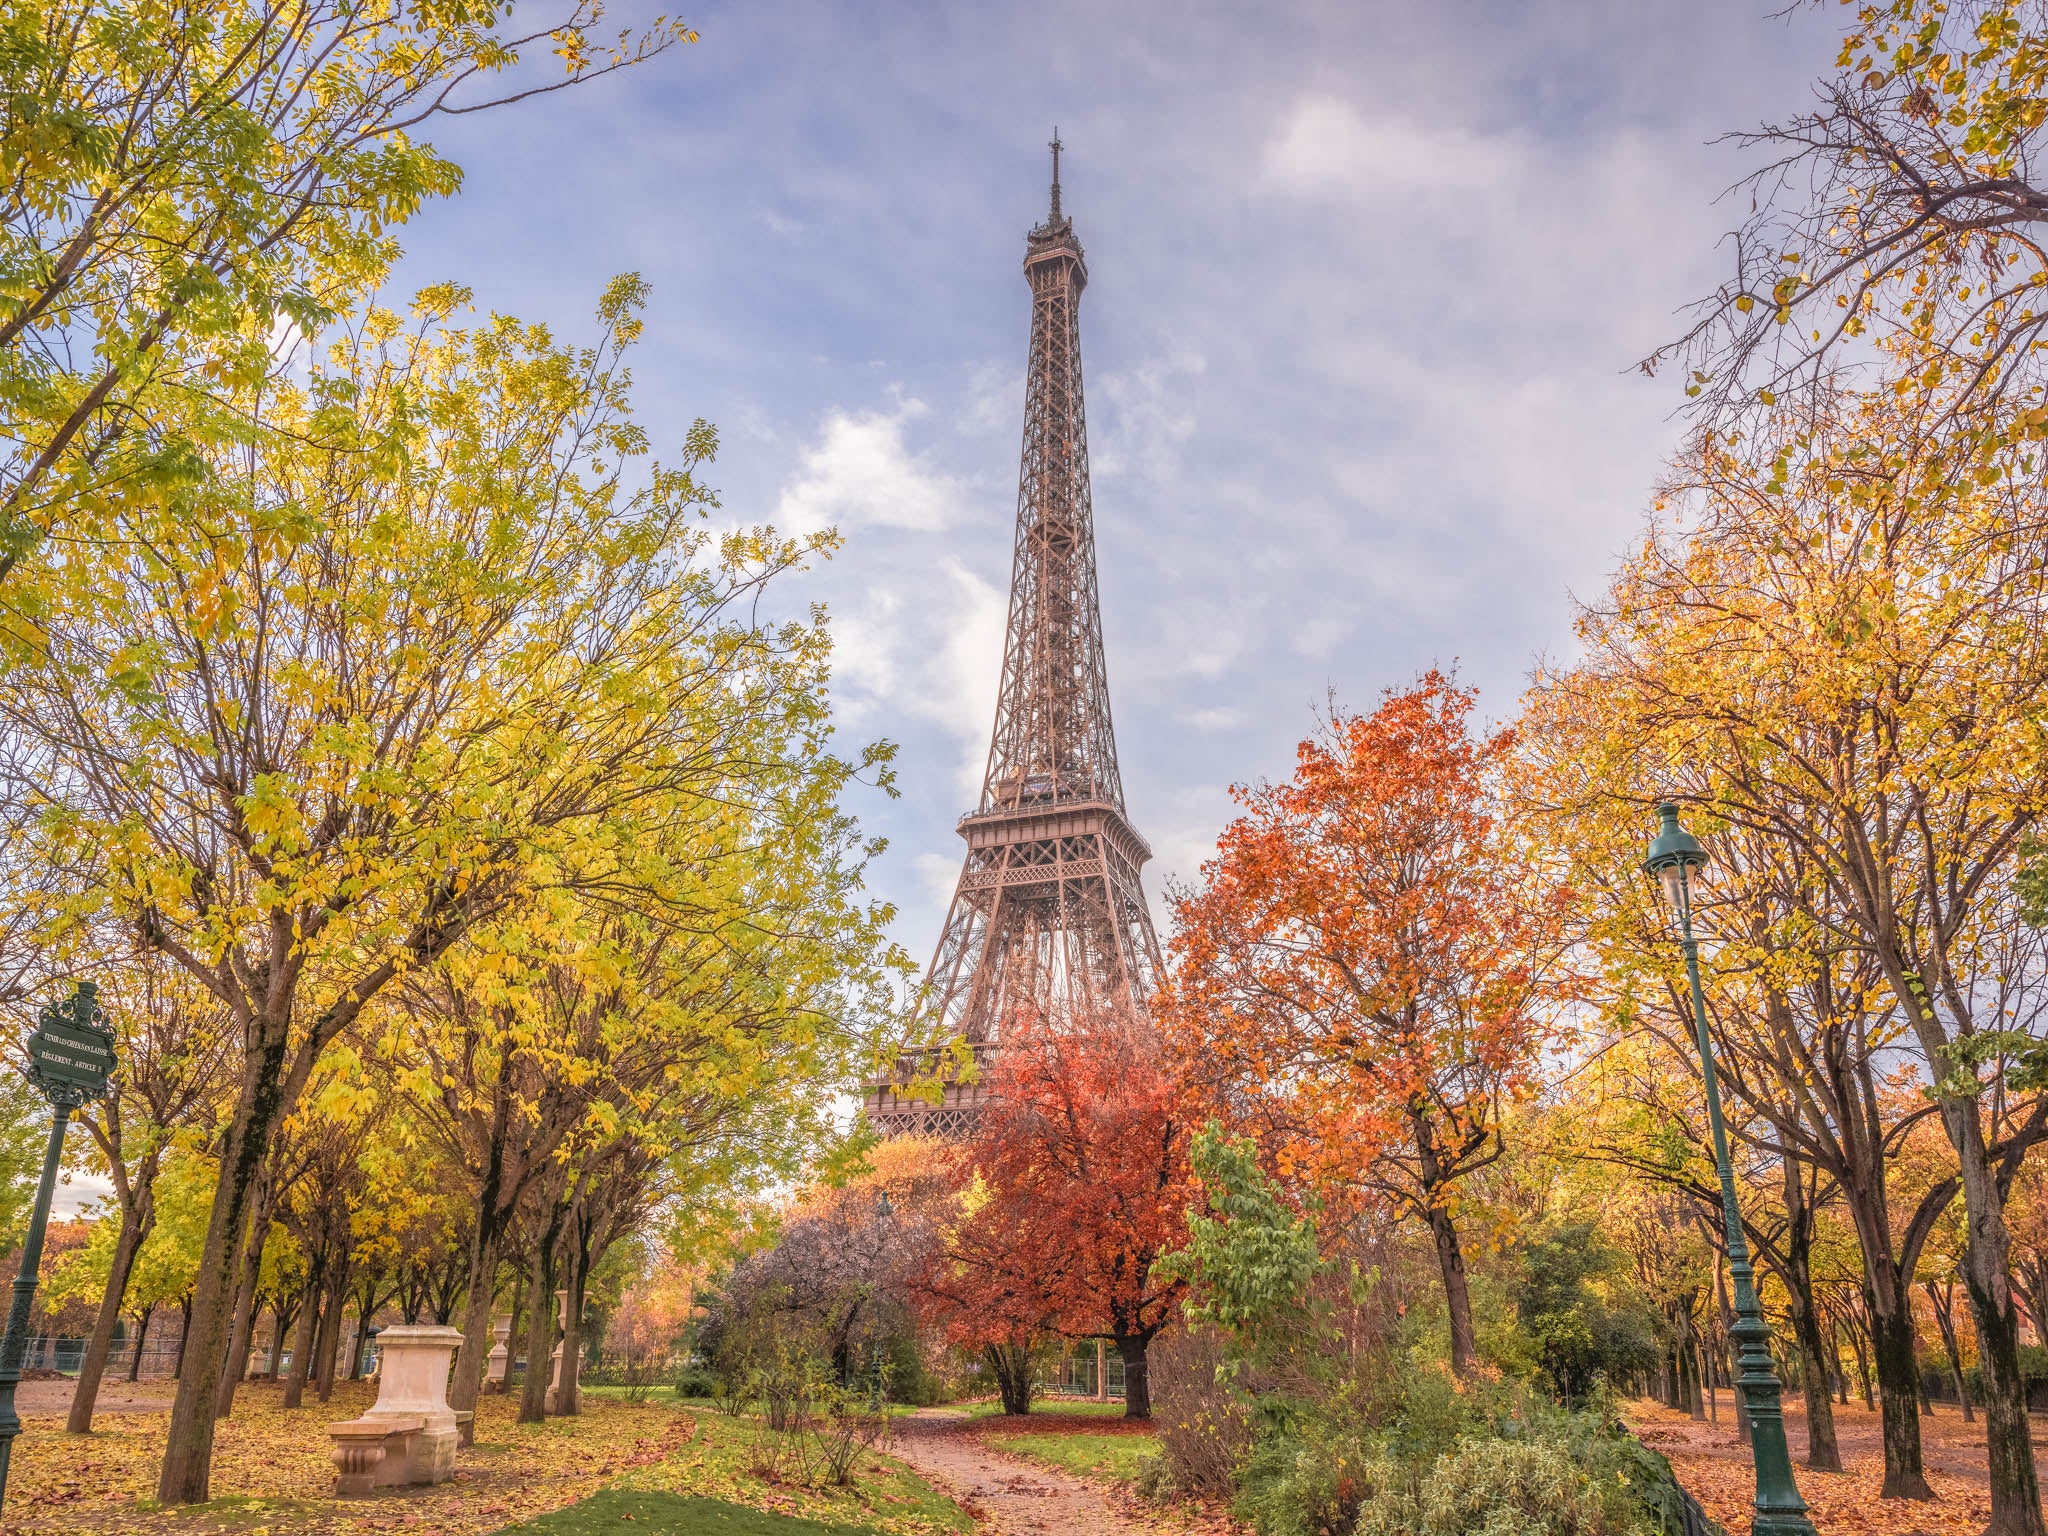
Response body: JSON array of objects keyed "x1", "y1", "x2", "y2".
[
  {"x1": 484, "y1": 1317, "x2": 510, "y2": 1394},
  {"x1": 356, "y1": 1324, "x2": 463, "y2": 1486},
  {"x1": 544, "y1": 1341, "x2": 565, "y2": 1413}
]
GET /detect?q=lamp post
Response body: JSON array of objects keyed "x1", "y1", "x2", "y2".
[
  {"x1": 0, "y1": 982, "x2": 115, "y2": 1509},
  {"x1": 1643, "y1": 805, "x2": 1814, "y2": 1536}
]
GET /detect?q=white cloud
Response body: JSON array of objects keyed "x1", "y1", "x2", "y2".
[
  {"x1": 1094, "y1": 351, "x2": 1205, "y2": 483},
  {"x1": 1262, "y1": 97, "x2": 1512, "y2": 199},
  {"x1": 417, "y1": 0, "x2": 1840, "y2": 979},
  {"x1": 915, "y1": 850, "x2": 961, "y2": 906},
  {"x1": 775, "y1": 399, "x2": 968, "y2": 534},
  {"x1": 959, "y1": 361, "x2": 1022, "y2": 439}
]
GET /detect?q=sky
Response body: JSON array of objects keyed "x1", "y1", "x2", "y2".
[{"x1": 391, "y1": 0, "x2": 1844, "y2": 972}]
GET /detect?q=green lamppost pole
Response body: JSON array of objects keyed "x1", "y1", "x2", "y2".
[
  {"x1": 0, "y1": 981, "x2": 115, "y2": 1509},
  {"x1": 1643, "y1": 805, "x2": 1814, "y2": 1536}
]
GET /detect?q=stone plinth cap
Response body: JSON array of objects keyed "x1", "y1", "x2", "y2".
[
  {"x1": 330, "y1": 1415, "x2": 422, "y2": 1436},
  {"x1": 374, "y1": 1325, "x2": 465, "y2": 1349}
]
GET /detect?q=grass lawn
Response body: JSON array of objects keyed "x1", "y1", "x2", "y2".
[
  {"x1": 496, "y1": 1490, "x2": 905, "y2": 1536},
  {"x1": 970, "y1": 1409, "x2": 1159, "y2": 1485},
  {"x1": 597, "y1": 1406, "x2": 972, "y2": 1536},
  {"x1": 959, "y1": 1396, "x2": 1132, "y2": 1420}
]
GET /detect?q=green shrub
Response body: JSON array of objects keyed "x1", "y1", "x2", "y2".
[
  {"x1": 1358, "y1": 1436, "x2": 1634, "y2": 1536},
  {"x1": 1513, "y1": 1222, "x2": 1663, "y2": 1407},
  {"x1": 1234, "y1": 1419, "x2": 1380, "y2": 1536},
  {"x1": 1231, "y1": 1376, "x2": 1712, "y2": 1536},
  {"x1": 672, "y1": 1362, "x2": 719, "y2": 1399},
  {"x1": 1579, "y1": 1429, "x2": 1724, "y2": 1536}
]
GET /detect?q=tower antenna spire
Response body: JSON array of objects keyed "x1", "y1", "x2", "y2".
[{"x1": 1049, "y1": 128, "x2": 1063, "y2": 222}]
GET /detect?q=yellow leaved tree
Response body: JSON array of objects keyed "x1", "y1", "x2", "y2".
[
  {"x1": 1523, "y1": 382, "x2": 2048, "y2": 1533},
  {"x1": 0, "y1": 275, "x2": 892, "y2": 1503},
  {"x1": 0, "y1": 0, "x2": 690, "y2": 587}
]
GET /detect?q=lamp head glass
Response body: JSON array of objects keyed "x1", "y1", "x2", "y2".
[{"x1": 1643, "y1": 803, "x2": 1708, "y2": 910}]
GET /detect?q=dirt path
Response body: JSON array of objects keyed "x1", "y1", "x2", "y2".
[
  {"x1": 11, "y1": 1379, "x2": 175, "y2": 1414},
  {"x1": 891, "y1": 1411, "x2": 1151, "y2": 1536}
]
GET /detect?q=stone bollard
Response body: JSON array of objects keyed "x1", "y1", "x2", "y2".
[{"x1": 485, "y1": 1316, "x2": 510, "y2": 1393}]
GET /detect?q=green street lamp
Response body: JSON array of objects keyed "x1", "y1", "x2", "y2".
[
  {"x1": 1644, "y1": 805, "x2": 1815, "y2": 1536},
  {"x1": 0, "y1": 981, "x2": 115, "y2": 1509}
]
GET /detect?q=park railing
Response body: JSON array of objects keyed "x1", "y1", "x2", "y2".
[{"x1": 15, "y1": 1335, "x2": 186, "y2": 1379}]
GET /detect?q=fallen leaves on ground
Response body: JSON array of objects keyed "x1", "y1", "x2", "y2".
[
  {"x1": 1627, "y1": 1396, "x2": 1995, "y2": 1535},
  {"x1": 0, "y1": 1382, "x2": 693, "y2": 1536}
]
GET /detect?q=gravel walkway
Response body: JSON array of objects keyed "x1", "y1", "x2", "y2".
[{"x1": 890, "y1": 1410, "x2": 1150, "y2": 1536}]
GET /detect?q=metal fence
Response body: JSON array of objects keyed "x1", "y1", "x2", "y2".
[
  {"x1": 7, "y1": 1334, "x2": 415, "y2": 1384},
  {"x1": 14, "y1": 1335, "x2": 187, "y2": 1379}
]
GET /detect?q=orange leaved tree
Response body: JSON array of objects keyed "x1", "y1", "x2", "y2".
[
  {"x1": 1162, "y1": 671, "x2": 1567, "y2": 1375},
  {"x1": 912, "y1": 1004, "x2": 1190, "y2": 1418}
]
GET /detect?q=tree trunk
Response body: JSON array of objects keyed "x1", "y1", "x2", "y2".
[
  {"x1": 67, "y1": 1198, "x2": 150, "y2": 1434},
  {"x1": 500, "y1": 1267, "x2": 525, "y2": 1394},
  {"x1": 172, "y1": 1296, "x2": 192, "y2": 1381},
  {"x1": 347, "y1": 1285, "x2": 374, "y2": 1382},
  {"x1": 128, "y1": 1305, "x2": 153, "y2": 1383},
  {"x1": 555, "y1": 1236, "x2": 584, "y2": 1419},
  {"x1": 450, "y1": 1218, "x2": 506, "y2": 1414},
  {"x1": 1769, "y1": 1159, "x2": 1842, "y2": 1472},
  {"x1": 984, "y1": 1343, "x2": 1032, "y2": 1415},
  {"x1": 157, "y1": 1036, "x2": 293, "y2": 1504},
  {"x1": 264, "y1": 1303, "x2": 288, "y2": 1380},
  {"x1": 282, "y1": 1277, "x2": 320, "y2": 1410},
  {"x1": 313, "y1": 1254, "x2": 351, "y2": 1404},
  {"x1": 1839, "y1": 1306, "x2": 1874, "y2": 1409},
  {"x1": 1115, "y1": 1335, "x2": 1151, "y2": 1420},
  {"x1": 1422, "y1": 1196, "x2": 1475, "y2": 1375},
  {"x1": 1870, "y1": 1279, "x2": 1935, "y2": 1497},
  {"x1": 1941, "y1": 1095, "x2": 2045, "y2": 1536},
  {"x1": 1786, "y1": 1286, "x2": 1843, "y2": 1471},
  {"x1": 1700, "y1": 1333, "x2": 1717, "y2": 1425},
  {"x1": 1680, "y1": 1310, "x2": 1704, "y2": 1420},
  {"x1": 2020, "y1": 1260, "x2": 2048, "y2": 1360},
  {"x1": 518, "y1": 1231, "x2": 559, "y2": 1425},
  {"x1": 215, "y1": 1168, "x2": 279, "y2": 1419},
  {"x1": 1926, "y1": 1281, "x2": 1975, "y2": 1424}
]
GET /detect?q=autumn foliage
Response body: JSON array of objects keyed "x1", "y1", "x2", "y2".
[
  {"x1": 1162, "y1": 671, "x2": 1569, "y2": 1374},
  {"x1": 912, "y1": 1003, "x2": 1190, "y2": 1418}
]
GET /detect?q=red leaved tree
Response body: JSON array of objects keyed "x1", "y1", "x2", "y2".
[
  {"x1": 912, "y1": 1003, "x2": 1191, "y2": 1418},
  {"x1": 1161, "y1": 670, "x2": 1567, "y2": 1375}
]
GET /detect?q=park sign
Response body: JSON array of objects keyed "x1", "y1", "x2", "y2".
[{"x1": 25, "y1": 982, "x2": 113, "y2": 1106}]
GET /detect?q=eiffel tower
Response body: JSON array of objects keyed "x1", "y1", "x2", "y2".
[{"x1": 867, "y1": 137, "x2": 1163, "y2": 1137}]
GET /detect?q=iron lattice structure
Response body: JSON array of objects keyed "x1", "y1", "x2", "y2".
[{"x1": 869, "y1": 140, "x2": 1162, "y2": 1138}]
